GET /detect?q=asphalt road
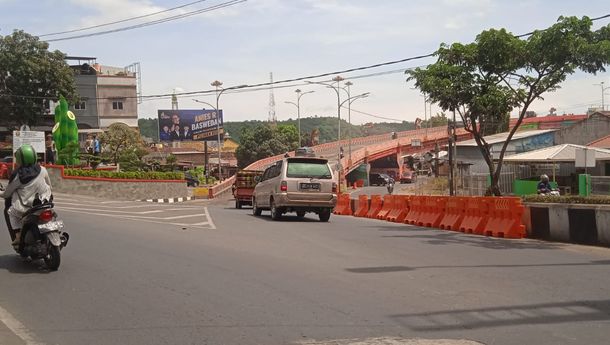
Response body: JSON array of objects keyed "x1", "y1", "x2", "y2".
[{"x1": 1, "y1": 194, "x2": 610, "y2": 345}]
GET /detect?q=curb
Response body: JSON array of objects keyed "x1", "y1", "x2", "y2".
[{"x1": 140, "y1": 197, "x2": 193, "y2": 203}]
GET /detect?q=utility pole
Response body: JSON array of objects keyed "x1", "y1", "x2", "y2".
[
  {"x1": 268, "y1": 72, "x2": 277, "y2": 125},
  {"x1": 595, "y1": 81, "x2": 610, "y2": 111},
  {"x1": 448, "y1": 115, "x2": 454, "y2": 196}
]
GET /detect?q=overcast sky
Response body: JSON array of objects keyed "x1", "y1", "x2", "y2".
[{"x1": 1, "y1": 0, "x2": 609, "y2": 124}]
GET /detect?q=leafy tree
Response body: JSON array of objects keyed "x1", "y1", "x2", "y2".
[
  {"x1": 0, "y1": 30, "x2": 77, "y2": 127},
  {"x1": 56, "y1": 142, "x2": 80, "y2": 167},
  {"x1": 138, "y1": 118, "x2": 160, "y2": 141},
  {"x1": 407, "y1": 16, "x2": 610, "y2": 196},
  {"x1": 235, "y1": 124, "x2": 300, "y2": 168},
  {"x1": 165, "y1": 154, "x2": 177, "y2": 171},
  {"x1": 99, "y1": 123, "x2": 148, "y2": 165},
  {"x1": 423, "y1": 113, "x2": 449, "y2": 128},
  {"x1": 118, "y1": 145, "x2": 150, "y2": 171}
]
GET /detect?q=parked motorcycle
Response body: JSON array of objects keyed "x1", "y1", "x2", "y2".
[{"x1": 2, "y1": 184, "x2": 69, "y2": 271}]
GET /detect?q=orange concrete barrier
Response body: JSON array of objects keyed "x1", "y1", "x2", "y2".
[
  {"x1": 404, "y1": 196, "x2": 423, "y2": 225},
  {"x1": 376, "y1": 195, "x2": 396, "y2": 220},
  {"x1": 366, "y1": 195, "x2": 383, "y2": 218},
  {"x1": 459, "y1": 197, "x2": 489, "y2": 235},
  {"x1": 333, "y1": 194, "x2": 353, "y2": 216},
  {"x1": 386, "y1": 195, "x2": 410, "y2": 223},
  {"x1": 417, "y1": 196, "x2": 446, "y2": 228},
  {"x1": 353, "y1": 195, "x2": 369, "y2": 217},
  {"x1": 438, "y1": 197, "x2": 466, "y2": 231},
  {"x1": 483, "y1": 197, "x2": 526, "y2": 238}
]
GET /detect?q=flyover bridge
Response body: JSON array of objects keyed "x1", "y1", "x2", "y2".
[{"x1": 209, "y1": 126, "x2": 471, "y2": 198}]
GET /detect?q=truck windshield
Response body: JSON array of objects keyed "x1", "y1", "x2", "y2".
[{"x1": 286, "y1": 161, "x2": 332, "y2": 179}]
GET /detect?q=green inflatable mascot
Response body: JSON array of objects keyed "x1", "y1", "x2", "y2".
[{"x1": 52, "y1": 97, "x2": 79, "y2": 165}]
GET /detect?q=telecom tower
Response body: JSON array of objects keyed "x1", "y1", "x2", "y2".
[
  {"x1": 171, "y1": 89, "x2": 179, "y2": 110},
  {"x1": 268, "y1": 72, "x2": 277, "y2": 125}
]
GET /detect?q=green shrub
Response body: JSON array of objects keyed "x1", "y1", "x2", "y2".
[
  {"x1": 64, "y1": 169, "x2": 184, "y2": 180},
  {"x1": 523, "y1": 195, "x2": 610, "y2": 205}
]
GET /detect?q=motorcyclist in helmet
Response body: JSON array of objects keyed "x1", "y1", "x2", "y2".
[
  {"x1": 537, "y1": 174, "x2": 553, "y2": 194},
  {"x1": 0, "y1": 144, "x2": 52, "y2": 249}
]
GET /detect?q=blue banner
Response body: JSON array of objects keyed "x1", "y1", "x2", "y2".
[{"x1": 157, "y1": 109, "x2": 224, "y2": 142}]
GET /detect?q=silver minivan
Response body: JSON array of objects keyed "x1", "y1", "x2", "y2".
[{"x1": 252, "y1": 157, "x2": 337, "y2": 221}]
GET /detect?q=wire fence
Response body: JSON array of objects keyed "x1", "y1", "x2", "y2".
[
  {"x1": 457, "y1": 164, "x2": 531, "y2": 196},
  {"x1": 591, "y1": 176, "x2": 610, "y2": 196}
]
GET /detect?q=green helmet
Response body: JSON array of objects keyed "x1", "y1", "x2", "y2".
[{"x1": 15, "y1": 144, "x2": 37, "y2": 166}]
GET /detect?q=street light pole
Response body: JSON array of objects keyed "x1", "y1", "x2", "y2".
[
  {"x1": 195, "y1": 81, "x2": 248, "y2": 182},
  {"x1": 332, "y1": 76, "x2": 344, "y2": 142},
  {"x1": 345, "y1": 81, "x2": 353, "y2": 162},
  {"x1": 211, "y1": 80, "x2": 224, "y2": 181},
  {"x1": 285, "y1": 89, "x2": 314, "y2": 147}
]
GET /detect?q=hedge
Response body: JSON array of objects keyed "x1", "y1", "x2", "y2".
[
  {"x1": 64, "y1": 169, "x2": 184, "y2": 180},
  {"x1": 523, "y1": 195, "x2": 610, "y2": 205}
]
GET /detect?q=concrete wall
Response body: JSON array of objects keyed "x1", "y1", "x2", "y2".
[
  {"x1": 524, "y1": 202, "x2": 610, "y2": 247},
  {"x1": 72, "y1": 74, "x2": 99, "y2": 128},
  {"x1": 47, "y1": 167, "x2": 188, "y2": 201},
  {"x1": 554, "y1": 113, "x2": 610, "y2": 146}
]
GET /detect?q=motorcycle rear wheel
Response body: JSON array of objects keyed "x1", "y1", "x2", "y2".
[{"x1": 44, "y1": 245, "x2": 61, "y2": 271}]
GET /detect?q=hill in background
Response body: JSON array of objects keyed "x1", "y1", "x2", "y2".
[{"x1": 139, "y1": 117, "x2": 418, "y2": 144}]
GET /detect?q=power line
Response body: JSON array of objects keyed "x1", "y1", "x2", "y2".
[
  {"x1": 4, "y1": 13, "x2": 609, "y2": 103},
  {"x1": 44, "y1": 0, "x2": 247, "y2": 42},
  {"x1": 38, "y1": 0, "x2": 212, "y2": 37},
  {"x1": 347, "y1": 108, "x2": 403, "y2": 122}
]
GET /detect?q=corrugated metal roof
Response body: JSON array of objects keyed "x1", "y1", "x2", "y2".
[
  {"x1": 503, "y1": 144, "x2": 610, "y2": 162},
  {"x1": 457, "y1": 129, "x2": 557, "y2": 147},
  {"x1": 588, "y1": 134, "x2": 610, "y2": 149}
]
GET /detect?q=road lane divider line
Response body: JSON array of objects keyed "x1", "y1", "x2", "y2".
[{"x1": 0, "y1": 304, "x2": 44, "y2": 345}]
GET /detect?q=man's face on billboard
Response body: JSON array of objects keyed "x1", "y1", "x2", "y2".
[{"x1": 172, "y1": 115, "x2": 180, "y2": 124}]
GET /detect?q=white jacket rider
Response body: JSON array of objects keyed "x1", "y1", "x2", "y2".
[{"x1": 0, "y1": 144, "x2": 52, "y2": 247}]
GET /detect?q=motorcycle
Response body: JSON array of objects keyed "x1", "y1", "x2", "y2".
[
  {"x1": 386, "y1": 178, "x2": 395, "y2": 195},
  {"x1": 538, "y1": 189, "x2": 560, "y2": 196},
  {"x1": 2, "y1": 184, "x2": 69, "y2": 271}
]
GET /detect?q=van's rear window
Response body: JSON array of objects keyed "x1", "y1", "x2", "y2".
[{"x1": 286, "y1": 161, "x2": 332, "y2": 179}]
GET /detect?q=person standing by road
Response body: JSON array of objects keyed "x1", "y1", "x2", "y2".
[
  {"x1": 93, "y1": 135, "x2": 101, "y2": 156},
  {"x1": 45, "y1": 134, "x2": 55, "y2": 164}
]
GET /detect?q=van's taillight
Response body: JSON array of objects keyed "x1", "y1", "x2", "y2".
[
  {"x1": 332, "y1": 182, "x2": 337, "y2": 193},
  {"x1": 280, "y1": 181, "x2": 288, "y2": 192},
  {"x1": 39, "y1": 210, "x2": 53, "y2": 223}
]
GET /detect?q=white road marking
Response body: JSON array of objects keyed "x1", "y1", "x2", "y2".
[
  {"x1": 56, "y1": 206, "x2": 165, "y2": 215},
  {"x1": 204, "y1": 207, "x2": 216, "y2": 230},
  {"x1": 58, "y1": 208, "x2": 213, "y2": 229},
  {"x1": 0, "y1": 304, "x2": 44, "y2": 345},
  {"x1": 54, "y1": 201, "x2": 157, "y2": 209}
]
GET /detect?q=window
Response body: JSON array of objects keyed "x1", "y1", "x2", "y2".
[
  {"x1": 112, "y1": 101, "x2": 124, "y2": 110},
  {"x1": 74, "y1": 101, "x2": 86, "y2": 110},
  {"x1": 261, "y1": 167, "x2": 272, "y2": 181},
  {"x1": 270, "y1": 161, "x2": 283, "y2": 178},
  {"x1": 287, "y1": 159, "x2": 331, "y2": 179}
]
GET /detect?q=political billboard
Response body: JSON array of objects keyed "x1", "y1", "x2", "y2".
[{"x1": 157, "y1": 109, "x2": 223, "y2": 142}]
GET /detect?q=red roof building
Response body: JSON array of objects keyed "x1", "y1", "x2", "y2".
[
  {"x1": 589, "y1": 134, "x2": 610, "y2": 149},
  {"x1": 510, "y1": 114, "x2": 588, "y2": 130}
]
